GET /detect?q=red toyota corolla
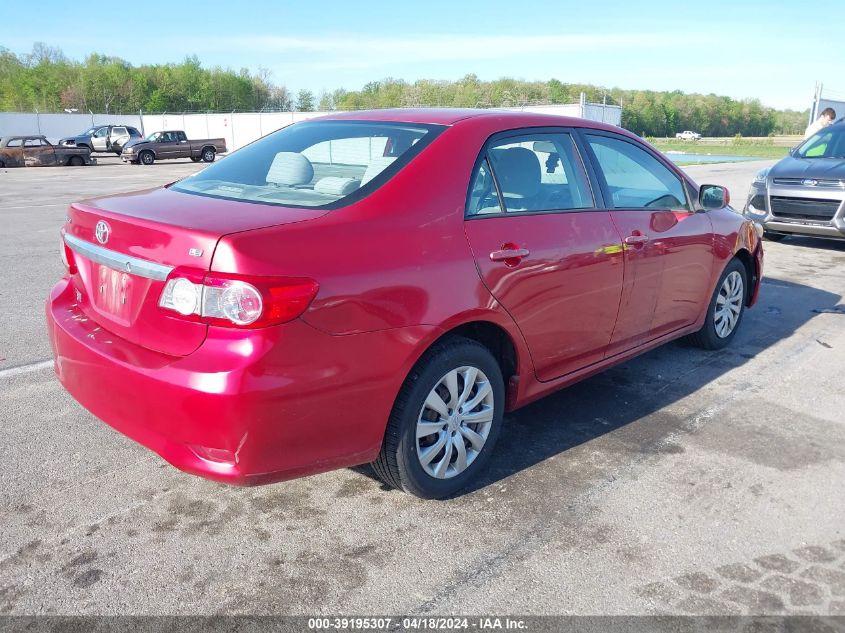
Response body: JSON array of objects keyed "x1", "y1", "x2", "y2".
[{"x1": 47, "y1": 109, "x2": 763, "y2": 498}]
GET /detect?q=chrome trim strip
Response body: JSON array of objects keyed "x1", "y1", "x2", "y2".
[{"x1": 63, "y1": 233, "x2": 173, "y2": 281}]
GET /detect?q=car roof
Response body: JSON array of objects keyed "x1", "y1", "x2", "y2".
[
  {"x1": 1, "y1": 135, "x2": 47, "y2": 141},
  {"x1": 316, "y1": 107, "x2": 621, "y2": 132}
]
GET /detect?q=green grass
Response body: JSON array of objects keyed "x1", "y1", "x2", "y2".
[{"x1": 651, "y1": 140, "x2": 789, "y2": 159}]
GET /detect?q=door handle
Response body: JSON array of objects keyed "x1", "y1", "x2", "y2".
[
  {"x1": 623, "y1": 234, "x2": 649, "y2": 246},
  {"x1": 490, "y1": 248, "x2": 531, "y2": 263}
]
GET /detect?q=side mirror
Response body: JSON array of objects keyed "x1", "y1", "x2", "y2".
[{"x1": 699, "y1": 184, "x2": 730, "y2": 210}]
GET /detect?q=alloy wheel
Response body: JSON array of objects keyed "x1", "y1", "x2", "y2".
[{"x1": 415, "y1": 366, "x2": 495, "y2": 479}]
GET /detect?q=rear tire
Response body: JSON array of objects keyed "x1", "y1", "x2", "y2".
[
  {"x1": 372, "y1": 337, "x2": 505, "y2": 499},
  {"x1": 201, "y1": 147, "x2": 216, "y2": 163},
  {"x1": 763, "y1": 231, "x2": 787, "y2": 242},
  {"x1": 139, "y1": 151, "x2": 154, "y2": 166},
  {"x1": 687, "y1": 258, "x2": 747, "y2": 350}
]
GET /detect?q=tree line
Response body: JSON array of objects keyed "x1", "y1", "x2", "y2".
[{"x1": 0, "y1": 44, "x2": 808, "y2": 136}]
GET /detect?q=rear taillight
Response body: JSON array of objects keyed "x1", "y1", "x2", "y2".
[
  {"x1": 60, "y1": 237, "x2": 77, "y2": 274},
  {"x1": 158, "y1": 269, "x2": 318, "y2": 328}
]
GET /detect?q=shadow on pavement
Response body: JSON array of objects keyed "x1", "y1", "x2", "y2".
[{"x1": 352, "y1": 275, "x2": 841, "y2": 496}]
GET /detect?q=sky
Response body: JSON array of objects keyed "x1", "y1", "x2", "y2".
[{"x1": 2, "y1": 0, "x2": 843, "y2": 110}]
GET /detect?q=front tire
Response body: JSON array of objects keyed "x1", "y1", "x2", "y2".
[
  {"x1": 688, "y1": 258, "x2": 747, "y2": 350},
  {"x1": 373, "y1": 337, "x2": 505, "y2": 499},
  {"x1": 68, "y1": 155, "x2": 84, "y2": 166},
  {"x1": 139, "y1": 151, "x2": 155, "y2": 165},
  {"x1": 190, "y1": 157, "x2": 202, "y2": 163}
]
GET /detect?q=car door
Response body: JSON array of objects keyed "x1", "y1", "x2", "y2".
[
  {"x1": 23, "y1": 138, "x2": 57, "y2": 166},
  {"x1": 582, "y1": 132, "x2": 714, "y2": 353},
  {"x1": 109, "y1": 126, "x2": 129, "y2": 153},
  {"x1": 2, "y1": 138, "x2": 25, "y2": 166},
  {"x1": 174, "y1": 131, "x2": 191, "y2": 158},
  {"x1": 156, "y1": 132, "x2": 179, "y2": 159},
  {"x1": 91, "y1": 127, "x2": 109, "y2": 151},
  {"x1": 463, "y1": 129, "x2": 625, "y2": 382}
]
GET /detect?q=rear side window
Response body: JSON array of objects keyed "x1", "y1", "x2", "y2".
[
  {"x1": 174, "y1": 121, "x2": 443, "y2": 209},
  {"x1": 112, "y1": 127, "x2": 127, "y2": 136},
  {"x1": 586, "y1": 134, "x2": 689, "y2": 210},
  {"x1": 466, "y1": 132, "x2": 593, "y2": 216}
]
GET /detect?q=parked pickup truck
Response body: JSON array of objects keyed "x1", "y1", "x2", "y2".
[
  {"x1": 121, "y1": 131, "x2": 227, "y2": 165},
  {"x1": 675, "y1": 130, "x2": 702, "y2": 140}
]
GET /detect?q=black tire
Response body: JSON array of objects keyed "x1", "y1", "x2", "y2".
[
  {"x1": 201, "y1": 147, "x2": 216, "y2": 163},
  {"x1": 0, "y1": 160, "x2": 5, "y2": 168},
  {"x1": 372, "y1": 337, "x2": 505, "y2": 499},
  {"x1": 763, "y1": 231, "x2": 787, "y2": 242},
  {"x1": 687, "y1": 258, "x2": 748, "y2": 350},
  {"x1": 190, "y1": 157, "x2": 202, "y2": 163},
  {"x1": 139, "y1": 151, "x2": 155, "y2": 166},
  {"x1": 68, "y1": 155, "x2": 84, "y2": 166}
]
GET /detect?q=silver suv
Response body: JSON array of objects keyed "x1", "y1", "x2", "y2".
[{"x1": 743, "y1": 121, "x2": 845, "y2": 241}]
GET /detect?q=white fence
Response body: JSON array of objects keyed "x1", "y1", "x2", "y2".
[
  {"x1": 0, "y1": 102, "x2": 623, "y2": 151},
  {"x1": 0, "y1": 112, "x2": 143, "y2": 143}
]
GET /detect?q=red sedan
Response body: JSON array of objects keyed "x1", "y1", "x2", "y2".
[{"x1": 47, "y1": 109, "x2": 763, "y2": 498}]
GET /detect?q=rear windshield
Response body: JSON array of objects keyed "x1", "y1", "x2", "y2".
[
  {"x1": 796, "y1": 126, "x2": 845, "y2": 158},
  {"x1": 173, "y1": 120, "x2": 444, "y2": 209}
]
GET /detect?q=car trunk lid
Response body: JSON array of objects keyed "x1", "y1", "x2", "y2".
[{"x1": 64, "y1": 186, "x2": 329, "y2": 356}]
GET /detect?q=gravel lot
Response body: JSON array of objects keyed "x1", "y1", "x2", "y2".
[{"x1": 1, "y1": 156, "x2": 843, "y2": 617}]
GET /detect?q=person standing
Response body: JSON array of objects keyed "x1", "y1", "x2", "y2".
[{"x1": 804, "y1": 107, "x2": 837, "y2": 139}]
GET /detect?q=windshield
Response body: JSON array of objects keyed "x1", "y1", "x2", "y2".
[
  {"x1": 172, "y1": 120, "x2": 444, "y2": 209},
  {"x1": 80, "y1": 127, "x2": 96, "y2": 136},
  {"x1": 795, "y1": 126, "x2": 845, "y2": 158}
]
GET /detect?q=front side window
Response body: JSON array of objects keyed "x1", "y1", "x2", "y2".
[
  {"x1": 587, "y1": 135, "x2": 689, "y2": 210},
  {"x1": 466, "y1": 132, "x2": 593, "y2": 216},
  {"x1": 173, "y1": 121, "x2": 443, "y2": 209},
  {"x1": 24, "y1": 138, "x2": 44, "y2": 147},
  {"x1": 94, "y1": 128, "x2": 109, "y2": 138},
  {"x1": 796, "y1": 127, "x2": 845, "y2": 158}
]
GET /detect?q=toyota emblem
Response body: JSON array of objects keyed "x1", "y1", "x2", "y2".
[{"x1": 95, "y1": 220, "x2": 111, "y2": 245}]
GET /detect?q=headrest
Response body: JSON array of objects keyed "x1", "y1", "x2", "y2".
[
  {"x1": 490, "y1": 147, "x2": 541, "y2": 198},
  {"x1": 266, "y1": 152, "x2": 314, "y2": 186},
  {"x1": 314, "y1": 177, "x2": 360, "y2": 196}
]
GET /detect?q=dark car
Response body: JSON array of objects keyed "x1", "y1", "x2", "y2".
[
  {"x1": 0, "y1": 136, "x2": 94, "y2": 167},
  {"x1": 48, "y1": 109, "x2": 762, "y2": 498},
  {"x1": 744, "y1": 120, "x2": 845, "y2": 241},
  {"x1": 59, "y1": 125, "x2": 143, "y2": 154},
  {"x1": 121, "y1": 130, "x2": 227, "y2": 165}
]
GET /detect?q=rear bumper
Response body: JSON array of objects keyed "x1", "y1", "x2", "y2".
[{"x1": 46, "y1": 278, "x2": 435, "y2": 485}]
